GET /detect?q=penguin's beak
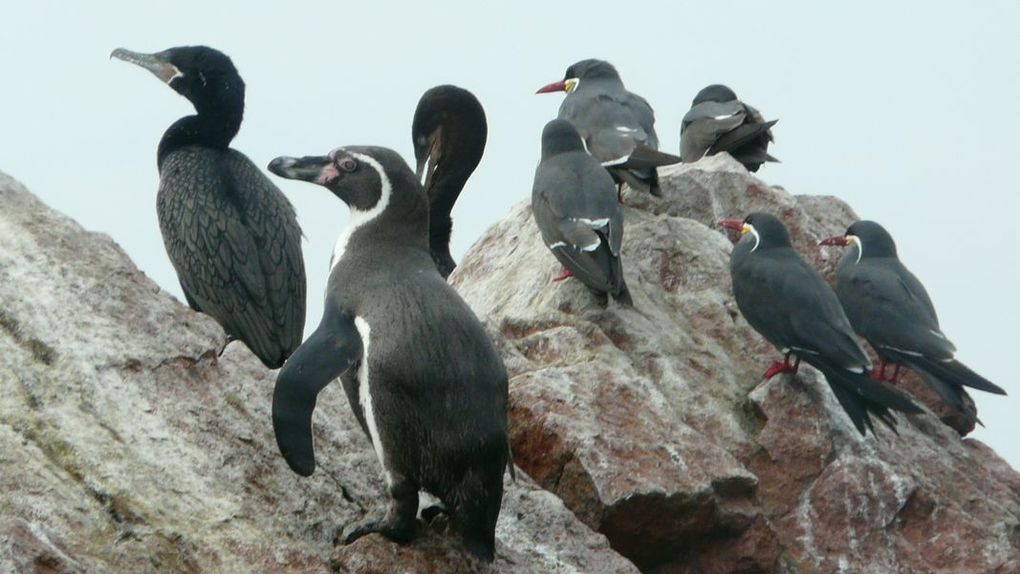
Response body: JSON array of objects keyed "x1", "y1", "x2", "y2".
[
  {"x1": 819, "y1": 235, "x2": 851, "y2": 246},
  {"x1": 111, "y1": 48, "x2": 181, "y2": 84},
  {"x1": 268, "y1": 156, "x2": 338, "y2": 186}
]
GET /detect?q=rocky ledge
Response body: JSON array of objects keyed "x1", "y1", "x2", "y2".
[
  {"x1": 1, "y1": 154, "x2": 1018, "y2": 574},
  {"x1": 451, "y1": 155, "x2": 1020, "y2": 573}
]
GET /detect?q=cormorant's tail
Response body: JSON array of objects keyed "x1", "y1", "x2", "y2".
[{"x1": 807, "y1": 357, "x2": 923, "y2": 436}]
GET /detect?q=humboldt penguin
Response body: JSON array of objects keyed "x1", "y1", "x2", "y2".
[
  {"x1": 681, "y1": 84, "x2": 778, "y2": 172},
  {"x1": 536, "y1": 59, "x2": 680, "y2": 198},
  {"x1": 820, "y1": 220, "x2": 1006, "y2": 425},
  {"x1": 111, "y1": 46, "x2": 306, "y2": 368},
  {"x1": 412, "y1": 85, "x2": 487, "y2": 279},
  {"x1": 532, "y1": 119, "x2": 632, "y2": 306},
  {"x1": 722, "y1": 213, "x2": 922, "y2": 435},
  {"x1": 267, "y1": 146, "x2": 511, "y2": 562}
]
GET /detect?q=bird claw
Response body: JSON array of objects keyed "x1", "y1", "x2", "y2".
[
  {"x1": 763, "y1": 355, "x2": 800, "y2": 380},
  {"x1": 344, "y1": 516, "x2": 418, "y2": 546}
]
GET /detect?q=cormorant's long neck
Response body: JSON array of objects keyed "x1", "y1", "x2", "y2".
[
  {"x1": 157, "y1": 104, "x2": 243, "y2": 169},
  {"x1": 427, "y1": 155, "x2": 479, "y2": 276}
]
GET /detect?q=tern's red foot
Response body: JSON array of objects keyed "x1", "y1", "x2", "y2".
[
  {"x1": 553, "y1": 268, "x2": 573, "y2": 282},
  {"x1": 889, "y1": 364, "x2": 902, "y2": 383},
  {"x1": 763, "y1": 355, "x2": 800, "y2": 379},
  {"x1": 763, "y1": 361, "x2": 796, "y2": 379},
  {"x1": 870, "y1": 359, "x2": 890, "y2": 382}
]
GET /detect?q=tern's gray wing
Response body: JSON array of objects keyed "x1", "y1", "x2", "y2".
[
  {"x1": 836, "y1": 258, "x2": 957, "y2": 360},
  {"x1": 735, "y1": 248, "x2": 870, "y2": 371}
]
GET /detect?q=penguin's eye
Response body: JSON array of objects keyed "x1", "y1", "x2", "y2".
[{"x1": 338, "y1": 157, "x2": 357, "y2": 172}]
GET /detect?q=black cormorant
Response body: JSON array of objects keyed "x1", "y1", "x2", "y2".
[{"x1": 112, "y1": 46, "x2": 306, "y2": 368}]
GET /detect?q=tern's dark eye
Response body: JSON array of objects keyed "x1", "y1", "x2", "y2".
[{"x1": 338, "y1": 157, "x2": 357, "y2": 172}]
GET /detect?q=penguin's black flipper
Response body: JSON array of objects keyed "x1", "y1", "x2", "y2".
[{"x1": 273, "y1": 304, "x2": 363, "y2": 476}]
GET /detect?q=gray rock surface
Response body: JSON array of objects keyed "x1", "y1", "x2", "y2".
[
  {"x1": 0, "y1": 171, "x2": 635, "y2": 574},
  {"x1": 4, "y1": 151, "x2": 1019, "y2": 574},
  {"x1": 451, "y1": 154, "x2": 1020, "y2": 573}
]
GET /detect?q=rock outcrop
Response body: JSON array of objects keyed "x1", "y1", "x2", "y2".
[
  {"x1": 452, "y1": 154, "x2": 1020, "y2": 573},
  {"x1": 0, "y1": 171, "x2": 634, "y2": 573},
  {"x1": 2, "y1": 152, "x2": 1018, "y2": 574}
]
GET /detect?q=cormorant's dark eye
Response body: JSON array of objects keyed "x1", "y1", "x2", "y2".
[{"x1": 338, "y1": 157, "x2": 357, "y2": 172}]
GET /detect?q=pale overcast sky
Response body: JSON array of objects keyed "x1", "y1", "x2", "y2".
[{"x1": 3, "y1": 2, "x2": 1017, "y2": 467}]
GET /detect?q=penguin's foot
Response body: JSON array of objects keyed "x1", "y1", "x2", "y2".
[
  {"x1": 553, "y1": 268, "x2": 573, "y2": 282},
  {"x1": 345, "y1": 478, "x2": 420, "y2": 546},
  {"x1": 421, "y1": 503, "x2": 449, "y2": 523},
  {"x1": 343, "y1": 515, "x2": 419, "y2": 545},
  {"x1": 763, "y1": 354, "x2": 800, "y2": 380}
]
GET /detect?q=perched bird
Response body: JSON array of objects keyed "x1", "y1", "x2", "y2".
[
  {"x1": 532, "y1": 120, "x2": 632, "y2": 307},
  {"x1": 411, "y1": 85, "x2": 487, "y2": 279},
  {"x1": 268, "y1": 147, "x2": 512, "y2": 562},
  {"x1": 537, "y1": 59, "x2": 680, "y2": 198},
  {"x1": 111, "y1": 46, "x2": 306, "y2": 368},
  {"x1": 820, "y1": 221, "x2": 1006, "y2": 424},
  {"x1": 680, "y1": 84, "x2": 778, "y2": 172},
  {"x1": 722, "y1": 213, "x2": 921, "y2": 435}
]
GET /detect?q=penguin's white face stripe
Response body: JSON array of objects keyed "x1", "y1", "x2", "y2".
[
  {"x1": 848, "y1": 234, "x2": 863, "y2": 264},
  {"x1": 548, "y1": 241, "x2": 567, "y2": 249},
  {"x1": 354, "y1": 316, "x2": 393, "y2": 486},
  {"x1": 329, "y1": 151, "x2": 394, "y2": 272}
]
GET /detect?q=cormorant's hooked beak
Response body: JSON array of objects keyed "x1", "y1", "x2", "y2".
[
  {"x1": 718, "y1": 218, "x2": 749, "y2": 234},
  {"x1": 415, "y1": 131, "x2": 442, "y2": 191},
  {"x1": 819, "y1": 235, "x2": 851, "y2": 246},
  {"x1": 111, "y1": 48, "x2": 182, "y2": 84},
  {"x1": 536, "y1": 78, "x2": 579, "y2": 94},
  {"x1": 268, "y1": 156, "x2": 338, "y2": 186}
]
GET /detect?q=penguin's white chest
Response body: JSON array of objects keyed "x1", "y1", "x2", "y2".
[{"x1": 353, "y1": 316, "x2": 391, "y2": 484}]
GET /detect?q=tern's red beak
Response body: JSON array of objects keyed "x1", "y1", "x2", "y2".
[
  {"x1": 718, "y1": 218, "x2": 745, "y2": 231},
  {"x1": 536, "y1": 80, "x2": 568, "y2": 94},
  {"x1": 818, "y1": 235, "x2": 849, "y2": 246}
]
